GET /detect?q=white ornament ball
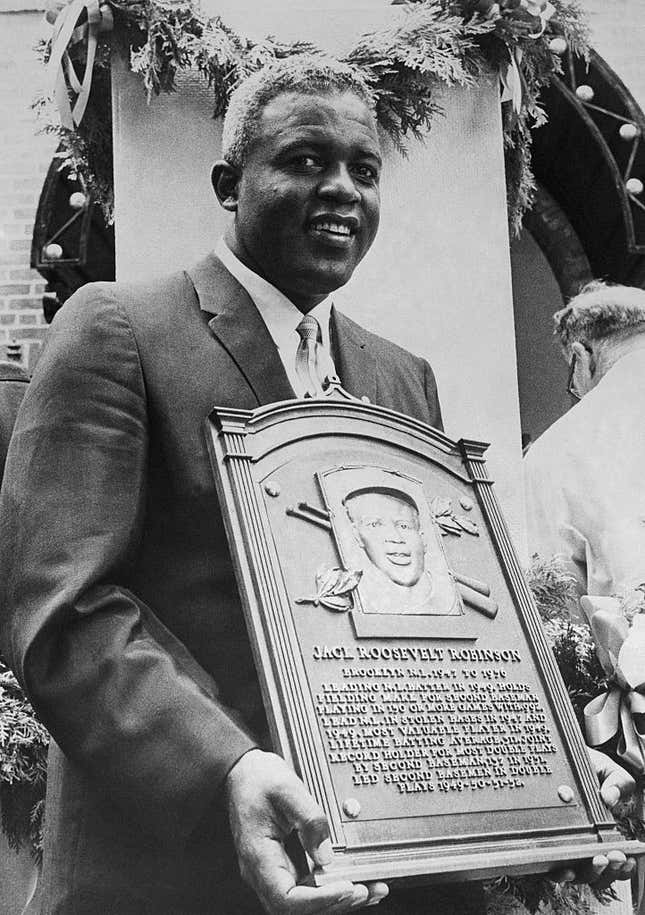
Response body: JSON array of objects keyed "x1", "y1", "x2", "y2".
[
  {"x1": 619, "y1": 123, "x2": 640, "y2": 142},
  {"x1": 44, "y1": 243, "x2": 63, "y2": 260},
  {"x1": 549, "y1": 37, "x2": 567, "y2": 55},
  {"x1": 626, "y1": 177, "x2": 644, "y2": 196},
  {"x1": 576, "y1": 85, "x2": 594, "y2": 103},
  {"x1": 69, "y1": 191, "x2": 87, "y2": 210}
]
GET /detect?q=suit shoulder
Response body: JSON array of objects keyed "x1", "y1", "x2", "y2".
[
  {"x1": 336, "y1": 312, "x2": 427, "y2": 369},
  {"x1": 53, "y1": 270, "x2": 198, "y2": 340}
]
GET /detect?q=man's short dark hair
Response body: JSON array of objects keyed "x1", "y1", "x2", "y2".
[
  {"x1": 554, "y1": 280, "x2": 645, "y2": 355},
  {"x1": 221, "y1": 55, "x2": 376, "y2": 169}
]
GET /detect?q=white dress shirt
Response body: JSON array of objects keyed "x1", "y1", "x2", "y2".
[{"x1": 215, "y1": 239, "x2": 337, "y2": 397}]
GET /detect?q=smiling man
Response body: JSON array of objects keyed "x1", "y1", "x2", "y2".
[
  {"x1": 343, "y1": 487, "x2": 461, "y2": 615},
  {"x1": 348, "y1": 489, "x2": 426, "y2": 585},
  {"x1": 0, "y1": 56, "x2": 444, "y2": 915},
  {"x1": 0, "y1": 57, "x2": 634, "y2": 915}
]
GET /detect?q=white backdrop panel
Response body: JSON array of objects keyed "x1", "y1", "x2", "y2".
[{"x1": 112, "y1": 2, "x2": 525, "y2": 549}]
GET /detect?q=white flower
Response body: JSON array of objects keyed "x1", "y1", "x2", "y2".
[{"x1": 519, "y1": 0, "x2": 555, "y2": 37}]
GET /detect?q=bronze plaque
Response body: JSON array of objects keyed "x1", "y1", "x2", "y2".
[{"x1": 207, "y1": 387, "x2": 644, "y2": 885}]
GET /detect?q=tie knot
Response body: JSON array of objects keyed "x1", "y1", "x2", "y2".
[{"x1": 296, "y1": 314, "x2": 321, "y2": 344}]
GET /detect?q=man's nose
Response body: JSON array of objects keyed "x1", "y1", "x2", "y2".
[
  {"x1": 318, "y1": 164, "x2": 361, "y2": 203},
  {"x1": 384, "y1": 524, "x2": 404, "y2": 542}
]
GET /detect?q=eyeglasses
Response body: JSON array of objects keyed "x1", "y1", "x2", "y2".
[{"x1": 567, "y1": 352, "x2": 581, "y2": 401}]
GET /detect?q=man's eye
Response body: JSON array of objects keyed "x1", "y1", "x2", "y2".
[
  {"x1": 396, "y1": 522, "x2": 411, "y2": 531},
  {"x1": 364, "y1": 519, "x2": 383, "y2": 529},
  {"x1": 292, "y1": 155, "x2": 323, "y2": 170},
  {"x1": 352, "y1": 164, "x2": 378, "y2": 182}
]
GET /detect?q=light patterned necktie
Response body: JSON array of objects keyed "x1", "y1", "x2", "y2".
[{"x1": 295, "y1": 314, "x2": 326, "y2": 397}]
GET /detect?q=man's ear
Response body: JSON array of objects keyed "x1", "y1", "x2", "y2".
[
  {"x1": 571, "y1": 340, "x2": 595, "y2": 376},
  {"x1": 212, "y1": 160, "x2": 240, "y2": 212}
]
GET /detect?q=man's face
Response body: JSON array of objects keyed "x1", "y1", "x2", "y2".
[
  {"x1": 224, "y1": 90, "x2": 381, "y2": 311},
  {"x1": 347, "y1": 492, "x2": 426, "y2": 587}
]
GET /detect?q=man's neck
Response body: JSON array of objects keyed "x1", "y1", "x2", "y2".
[
  {"x1": 223, "y1": 230, "x2": 326, "y2": 313},
  {"x1": 596, "y1": 334, "x2": 645, "y2": 381}
]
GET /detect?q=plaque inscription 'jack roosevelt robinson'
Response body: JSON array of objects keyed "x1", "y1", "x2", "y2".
[{"x1": 206, "y1": 383, "x2": 645, "y2": 886}]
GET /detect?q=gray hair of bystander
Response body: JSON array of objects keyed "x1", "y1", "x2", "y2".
[{"x1": 554, "y1": 279, "x2": 645, "y2": 356}]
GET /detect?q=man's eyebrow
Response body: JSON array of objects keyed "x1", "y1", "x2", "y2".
[{"x1": 276, "y1": 136, "x2": 382, "y2": 165}]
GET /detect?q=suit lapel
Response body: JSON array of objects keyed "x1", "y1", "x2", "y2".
[
  {"x1": 331, "y1": 308, "x2": 378, "y2": 404},
  {"x1": 186, "y1": 253, "x2": 295, "y2": 407}
]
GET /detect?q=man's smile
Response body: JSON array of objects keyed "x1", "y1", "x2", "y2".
[
  {"x1": 308, "y1": 214, "x2": 358, "y2": 246},
  {"x1": 386, "y1": 551, "x2": 412, "y2": 566}
]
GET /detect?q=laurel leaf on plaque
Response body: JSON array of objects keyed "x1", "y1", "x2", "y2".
[{"x1": 296, "y1": 566, "x2": 362, "y2": 612}]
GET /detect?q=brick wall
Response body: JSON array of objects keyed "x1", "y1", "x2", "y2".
[{"x1": 0, "y1": 10, "x2": 57, "y2": 372}]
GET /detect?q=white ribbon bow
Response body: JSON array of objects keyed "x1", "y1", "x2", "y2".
[
  {"x1": 581, "y1": 596, "x2": 645, "y2": 774},
  {"x1": 47, "y1": 0, "x2": 113, "y2": 129}
]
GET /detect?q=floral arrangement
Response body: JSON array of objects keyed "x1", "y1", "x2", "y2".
[
  {"x1": 488, "y1": 556, "x2": 645, "y2": 915},
  {"x1": 41, "y1": 0, "x2": 590, "y2": 230}
]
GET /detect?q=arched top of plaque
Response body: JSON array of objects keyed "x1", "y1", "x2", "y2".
[{"x1": 211, "y1": 379, "x2": 489, "y2": 485}]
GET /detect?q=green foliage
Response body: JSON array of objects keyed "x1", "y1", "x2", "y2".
[
  {"x1": 527, "y1": 555, "x2": 607, "y2": 730},
  {"x1": 40, "y1": 0, "x2": 589, "y2": 230},
  {"x1": 484, "y1": 873, "x2": 618, "y2": 915},
  {"x1": 504, "y1": 555, "x2": 643, "y2": 915},
  {"x1": 543, "y1": 617, "x2": 607, "y2": 732},
  {"x1": 345, "y1": 3, "x2": 491, "y2": 154},
  {"x1": 34, "y1": 45, "x2": 114, "y2": 221},
  {"x1": 0, "y1": 662, "x2": 49, "y2": 860},
  {"x1": 526, "y1": 554, "x2": 580, "y2": 623}
]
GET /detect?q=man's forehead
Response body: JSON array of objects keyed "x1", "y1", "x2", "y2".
[
  {"x1": 351, "y1": 492, "x2": 417, "y2": 514},
  {"x1": 256, "y1": 90, "x2": 380, "y2": 150}
]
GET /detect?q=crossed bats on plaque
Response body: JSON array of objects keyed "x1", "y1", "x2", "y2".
[{"x1": 284, "y1": 484, "x2": 498, "y2": 621}]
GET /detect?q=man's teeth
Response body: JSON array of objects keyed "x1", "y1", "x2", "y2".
[{"x1": 315, "y1": 222, "x2": 351, "y2": 235}]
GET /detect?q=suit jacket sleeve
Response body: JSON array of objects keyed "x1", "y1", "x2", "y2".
[{"x1": 0, "y1": 288, "x2": 256, "y2": 843}]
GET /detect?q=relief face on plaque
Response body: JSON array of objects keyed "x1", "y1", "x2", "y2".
[{"x1": 323, "y1": 468, "x2": 462, "y2": 617}]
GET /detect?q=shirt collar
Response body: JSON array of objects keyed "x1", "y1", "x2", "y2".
[{"x1": 215, "y1": 239, "x2": 332, "y2": 351}]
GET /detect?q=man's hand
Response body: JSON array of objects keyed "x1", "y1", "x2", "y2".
[
  {"x1": 225, "y1": 749, "x2": 389, "y2": 914},
  {"x1": 553, "y1": 748, "x2": 636, "y2": 889},
  {"x1": 588, "y1": 747, "x2": 636, "y2": 812}
]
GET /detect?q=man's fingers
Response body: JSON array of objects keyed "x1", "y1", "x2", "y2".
[
  {"x1": 276, "y1": 879, "x2": 366, "y2": 915},
  {"x1": 552, "y1": 851, "x2": 635, "y2": 889},
  {"x1": 591, "y1": 854, "x2": 609, "y2": 878},
  {"x1": 274, "y1": 780, "x2": 332, "y2": 868},
  {"x1": 363, "y1": 881, "x2": 389, "y2": 907},
  {"x1": 587, "y1": 747, "x2": 636, "y2": 808},
  {"x1": 599, "y1": 768, "x2": 635, "y2": 809},
  {"x1": 227, "y1": 752, "x2": 388, "y2": 912},
  {"x1": 297, "y1": 812, "x2": 333, "y2": 868},
  {"x1": 600, "y1": 784, "x2": 621, "y2": 809},
  {"x1": 591, "y1": 852, "x2": 635, "y2": 891}
]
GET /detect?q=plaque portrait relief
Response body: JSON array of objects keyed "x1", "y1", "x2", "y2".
[{"x1": 320, "y1": 468, "x2": 462, "y2": 617}]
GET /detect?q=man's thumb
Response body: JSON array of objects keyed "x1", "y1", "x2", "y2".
[{"x1": 286, "y1": 787, "x2": 333, "y2": 867}]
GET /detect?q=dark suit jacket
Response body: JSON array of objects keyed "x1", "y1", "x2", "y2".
[
  {"x1": 0, "y1": 253, "x2": 454, "y2": 914},
  {"x1": 0, "y1": 360, "x2": 29, "y2": 481}
]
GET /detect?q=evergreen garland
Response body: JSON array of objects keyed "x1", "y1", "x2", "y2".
[
  {"x1": 0, "y1": 661, "x2": 48, "y2": 861},
  {"x1": 41, "y1": 0, "x2": 590, "y2": 231}
]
